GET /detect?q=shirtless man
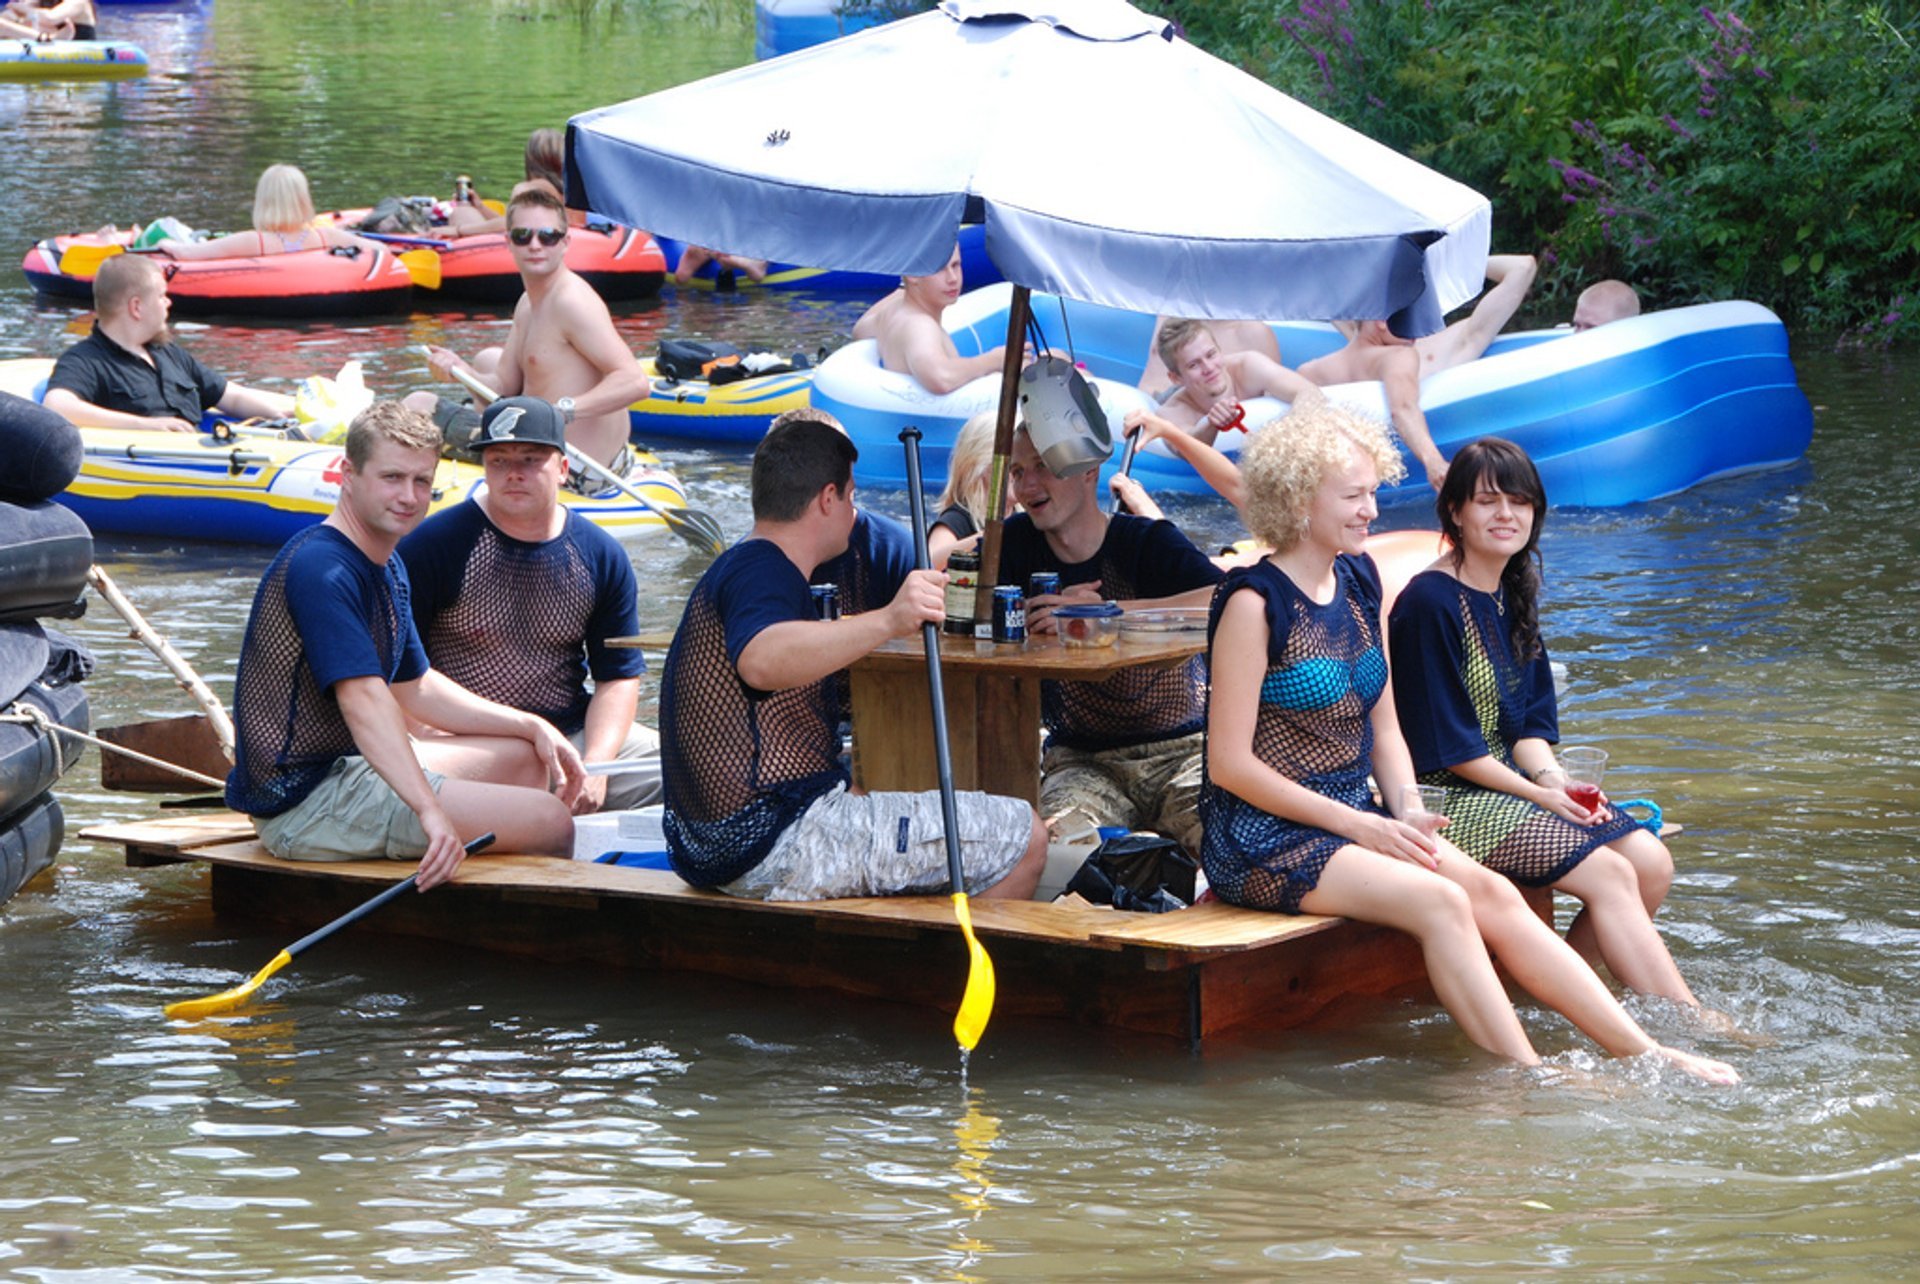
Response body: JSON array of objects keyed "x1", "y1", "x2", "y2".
[
  {"x1": 1155, "y1": 318, "x2": 1320, "y2": 445},
  {"x1": 3, "y1": 0, "x2": 95, "y2": 39},
  {"x1": 1138, "y1": 317, "x2": 1280, "y2": 396},
  {"x1": 853, "y1": 243, "x2": 1024, "y2": 395},
  {"x1": 1409, "y1": 254, "x2": 1538, "y2": 377},
  {"x1": 413, "y1": 187, "x2": 649, "y2": 486},
  {"x1": 1572, "y1": 279, "x2": 1640, "y2": 330},
  {"x1": 1297, "y1": 255, "x2": 1537, "y2": 489}
]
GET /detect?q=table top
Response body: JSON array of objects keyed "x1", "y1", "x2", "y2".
[
  {"x1": 609, "y1": 629, "x2": 1207, "y2": 678},
  {"x1": 854, "y1": 628, "x2": 1205, "y2": 679}
]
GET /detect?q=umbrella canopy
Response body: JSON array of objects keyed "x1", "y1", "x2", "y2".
[{"x1": 569, "y1": 0, "x2": 1489, "y2": 333}]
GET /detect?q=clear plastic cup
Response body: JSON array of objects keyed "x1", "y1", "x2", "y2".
[
  {"x1": 1557, "y1": 746, "x2": 1609, "y2": 785},
  {"x1": 1402, "y1": 784, "x2": 1449, "y2": 817}
]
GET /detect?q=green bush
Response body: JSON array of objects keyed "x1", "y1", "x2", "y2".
[{"x1": 1161, "y1": 0, "x2": 1920, "y2": 343}]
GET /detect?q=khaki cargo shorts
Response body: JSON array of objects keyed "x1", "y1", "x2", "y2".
[{"x1": 254, "y1": 756, "x2": 446, "y2": 862}]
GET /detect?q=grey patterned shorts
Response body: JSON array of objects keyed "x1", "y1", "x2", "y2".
[
  {"x1": 1041, "y1": 731, "x2": 1205, "y2": 856},
  {"x1": 723, "y1": 784, "x2": 1032, "y2": 902}
]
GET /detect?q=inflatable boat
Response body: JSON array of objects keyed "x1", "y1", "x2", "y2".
[
  {"x1": 812, "y1": 283, "x2": 1815, "y2": 507},
  {"x1": 432, "y1": 222, "x2": 666, "y2": 305},
  {"x1": 314, "y1": 211, "x2": 668, "y2": 306},
  {"x1": 754, "y1": 0, "x2": 886, "y2": 61},
  {"x1": 20, "y1": 232, "x2": 415, "y2": 318},
  {"x1": 628, "y1": 358, "x2": 814, "y2": 445},
  {"x1": 0, "y1": 39, "x2": 147, "y2": 81},
  {"x1": 2, "y1": 360, "x2": 692, "y2": 545},
  {"x1": 654, "y1": 223, "x2": 997, "y2": 295}
]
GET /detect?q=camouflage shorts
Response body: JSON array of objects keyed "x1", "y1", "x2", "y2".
[
  {"x1": 723, "y1": 784, "x2": 1032, "y2": 902},
  {"x1": 1041, "y1": 731, "x2": 1205, "y2": 856}
]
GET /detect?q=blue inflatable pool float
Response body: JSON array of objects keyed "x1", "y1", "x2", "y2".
[
  {"x1": 655, "y1": 223, "x2": 997, "y2": 296},
  {"x1": 811, "y1": 282, "x2": 1814, "y2": 507},
  {"x1": 754, "y1": 0, "x2": 886, "y2": 61}
]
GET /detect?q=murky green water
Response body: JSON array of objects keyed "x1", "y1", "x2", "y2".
[{"x1": 5, "y1": 3, "x2": 1920, "y2": 1279}]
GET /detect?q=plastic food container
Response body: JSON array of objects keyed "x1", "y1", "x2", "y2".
[
  {"x1": 1118, "y1": 607, "x2": 1210, "y2": 640},
  {"x1": 1055, "y1": 601, "x2": 1123, "y2": 648}
]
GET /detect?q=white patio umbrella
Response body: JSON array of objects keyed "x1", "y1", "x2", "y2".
[{"x1": 568, "y1": 0, "x2": 1490, "y2": 329}]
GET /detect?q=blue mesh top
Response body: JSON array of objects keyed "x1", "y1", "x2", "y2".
[
  {"x1": 995, "y1": 513, "x2": 1223, "y2": 750},
  {"x1": 1388, "y1": 569, "x2": 1558, "y2": 774},
  {"x1": 661, "y1": 539, "x2": 850, "y2": 888},
  {"x1": 812, "y1": 509, "x2": 916, "y2": 615},
  {"x1": 1198, "y1": 554, "x2": 1388, "y2": 911},
  {"x1": 397, "y1": 498, "x2": 645, "y2": 737},
  {"x1": 225, "y1": 525, "x2": 430, "y2": 818}
]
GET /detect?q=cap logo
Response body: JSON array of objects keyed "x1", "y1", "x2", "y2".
[{"x1": 487, "y1": 407, "x2": 524, "y2": 441}]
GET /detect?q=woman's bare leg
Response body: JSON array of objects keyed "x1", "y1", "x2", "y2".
[
  {"x1": 1553, "y1": 848, "x2": 1698, "y2": 1005},
  {"x1": 1567, "y1": 827, "x2": 1673, "y2": 960},
  {"x1": 1302, "y1": 846, "x2": 1540, "y2": 1064},
  {"x1": 1443, "y1": 850, "x2": 1737, "y2": 1084}
]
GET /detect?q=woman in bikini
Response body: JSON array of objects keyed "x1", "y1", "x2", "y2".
[{"x1": 157, "y1": 165, "x2": 378, "y2": 262}]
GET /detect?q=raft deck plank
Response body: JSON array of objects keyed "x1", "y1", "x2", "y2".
[{"x1": 86, "y1": 817, "x2": 1429, "y2": 1044}]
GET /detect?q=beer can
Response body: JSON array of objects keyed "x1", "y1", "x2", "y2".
[
  {"x1": 810, "y1": 583, "x2": 840, "y2": 620},
  {"x1": 1028, "y1": 571, "x2": 1061, "y2": 600},
  {"x1": 944, "y1": 548, "x2": 979, "y2": 636},
  {"x1": 992, "y1": 585, "x2": 1027, "y2": 643}
]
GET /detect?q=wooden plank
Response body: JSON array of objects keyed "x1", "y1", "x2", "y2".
[
  {"x1": 97, "y1": 715, "x2": 230, "y2": 793},
  {"x1": 98, "y1": 817, "x2": 1436, "y2": 1043},
  {"x1": 82, "y1": 811, "x2": 256, "y2": 866},
  {"x1": 855, "y1": 631, "x2": 1203, "y2": 680}
]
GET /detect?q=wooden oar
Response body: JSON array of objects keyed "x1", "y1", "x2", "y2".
[
  {"x1": 163, "y1": 833, "x2": 496, "y2": 1021},
  {"x1": 437, "y1": 358, "x2": 727, "y2": 556},
  {"x1": 900, "y1": 425, "x2": 997, "y2": 1053}
]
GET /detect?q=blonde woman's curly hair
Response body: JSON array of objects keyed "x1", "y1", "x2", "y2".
[{"x1": 1240, "y1": 400, "x2": 1405, "y2": 552}]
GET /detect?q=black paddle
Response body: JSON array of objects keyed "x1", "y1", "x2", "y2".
[{"x1": 900, "y1": 427, "x2": 996, "y2": 1050}]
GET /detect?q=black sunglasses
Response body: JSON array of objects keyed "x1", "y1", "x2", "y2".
[{"x1": 508, "y1": 226, "x2": 567, "y2": 247}]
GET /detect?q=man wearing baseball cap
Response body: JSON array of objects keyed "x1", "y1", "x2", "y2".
[
  {"x1": 226, "y1": 400, "x2": 585, "y2": 889},
  {"x1": 399, "y1": 395, "x2": 659, "y2": 815}
]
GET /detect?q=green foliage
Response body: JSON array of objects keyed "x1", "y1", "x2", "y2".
[{"x1": 1159, "y1": 0, "x2": 1920, "y2": 343}]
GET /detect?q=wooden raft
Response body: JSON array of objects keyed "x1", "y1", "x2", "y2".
[{"x1": 85, "y1": 814, "x2": 1429, "y2": 1045}]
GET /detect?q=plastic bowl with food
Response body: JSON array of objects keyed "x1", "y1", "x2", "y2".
[
  {"x1": 1054, "y1": 601, "x2": 1123, "y2": 648},
  {"x1": 1117, "y1": 607, "x2": 1210, "y2": 640}
]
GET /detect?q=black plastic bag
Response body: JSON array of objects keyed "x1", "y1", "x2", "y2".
[{"x1": 1064, "y1": 832, "x2": 1197, "y2": 913}]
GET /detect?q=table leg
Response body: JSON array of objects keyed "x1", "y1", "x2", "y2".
[{"x1": 850, "y1": 668, "x2": 1043, "y2": 805}]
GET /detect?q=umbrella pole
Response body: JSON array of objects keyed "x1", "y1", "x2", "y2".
[{"x1": 974, "y1": 285, "x2": 1031, "y2": 632}]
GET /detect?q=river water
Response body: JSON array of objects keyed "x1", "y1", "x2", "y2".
[{"x1": 4, "y1": 3, "x2": 1919, "y2": 1279}]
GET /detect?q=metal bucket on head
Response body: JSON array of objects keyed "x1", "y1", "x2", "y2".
[{"x1": 1018, "y1": 356, "x2": 1111, "y2": 478}]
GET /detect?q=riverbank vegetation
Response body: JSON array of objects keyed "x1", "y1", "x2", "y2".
[{"x1": 1161, "y1": 1, "x2": 1918, "y2": 343}]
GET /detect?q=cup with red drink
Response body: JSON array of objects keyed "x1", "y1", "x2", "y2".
[{"x1": 1557, "y1": 746, "x2": 1609, "y2": 814}]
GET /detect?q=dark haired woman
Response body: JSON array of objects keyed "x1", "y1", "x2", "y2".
[{"x1": 1388, "y1": 437, "x2": 1702, "y2": 1008}]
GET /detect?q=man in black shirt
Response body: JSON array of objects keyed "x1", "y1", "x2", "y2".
[
  {"x1": 995, "y1": 428, "x2": 1223, "y2": 853},
  {"x1": 42, "y1": 254, "x2": 292, "y2": 434}
]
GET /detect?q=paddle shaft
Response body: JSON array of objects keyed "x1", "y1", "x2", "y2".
[
  {"x1": 899, "y1": 428, "x2": 969, "y2": 896},
  {"x1": 286, "y1": 832, "x2": 494, "y2": 957},
  {"x1": 437, "y1": 356, "x2": 725, "y2": 554},
  {"x1": 1113, "y1": 426, "x2": 1142, "y2": 515}
]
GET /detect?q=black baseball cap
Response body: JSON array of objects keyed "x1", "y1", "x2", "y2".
[{"x1": 477, "y1": 396, "x2": 568, "y2": 451}]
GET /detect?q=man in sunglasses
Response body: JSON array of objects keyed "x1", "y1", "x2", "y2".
[{"x1": 417, "y1": 188, "x2": 650, "y2": 493}]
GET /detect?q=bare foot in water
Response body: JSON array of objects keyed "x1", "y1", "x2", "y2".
[{"x1": 1653, "y1": 1044, "x2": 1740, "y2": 1085}]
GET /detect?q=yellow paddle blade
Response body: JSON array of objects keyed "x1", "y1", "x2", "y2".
[
  {"x1": 164, "y1": 948, "x2": 294, "y2": 1021},
  {"x1": 480, "y1": 197, "x2": 506, "y2": 215},
  {"x1": 950, "y1": 893, "x2": 997, "y2": 1052},
  {"x1": 398, "y1": 249, "x2": 441, "y2": 290},
  {"x1": 58, "y1": 242, "x2": 125, "y2": 276}
]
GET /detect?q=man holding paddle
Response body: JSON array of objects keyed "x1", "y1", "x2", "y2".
[
  {"x1": 413, "y1": 186, "x2": 649, "y2": 491},
  {"x1": 225, "y1": 400, "x2": 585, "y2": 889},
  {"x1": 660, "y1": 409, "x2": 1047, "y2": 902},
  {"x1": 41, "y1": 254, "x2": 293, "y2": 433},
  {"x1": 399, "y1": 395, "x2": 660, "y2": 815}
]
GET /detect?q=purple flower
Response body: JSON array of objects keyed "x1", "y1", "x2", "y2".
[
  {"x1": 1698, "y1": 107, "x2": 1715, "y2": 118},
  {"x1": 1663, "y1": 113, "x2": 1696, "y2": 140},
  {"x1": 1754, "y1": 65, "x2": 1772, "y2": 80},
  {"x1": 1562, "y1": 193, "x2": 1580, "y2": 204},
  {"x1": 1887, "y1": 312, "x2": 1904, "y2": 325}
]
